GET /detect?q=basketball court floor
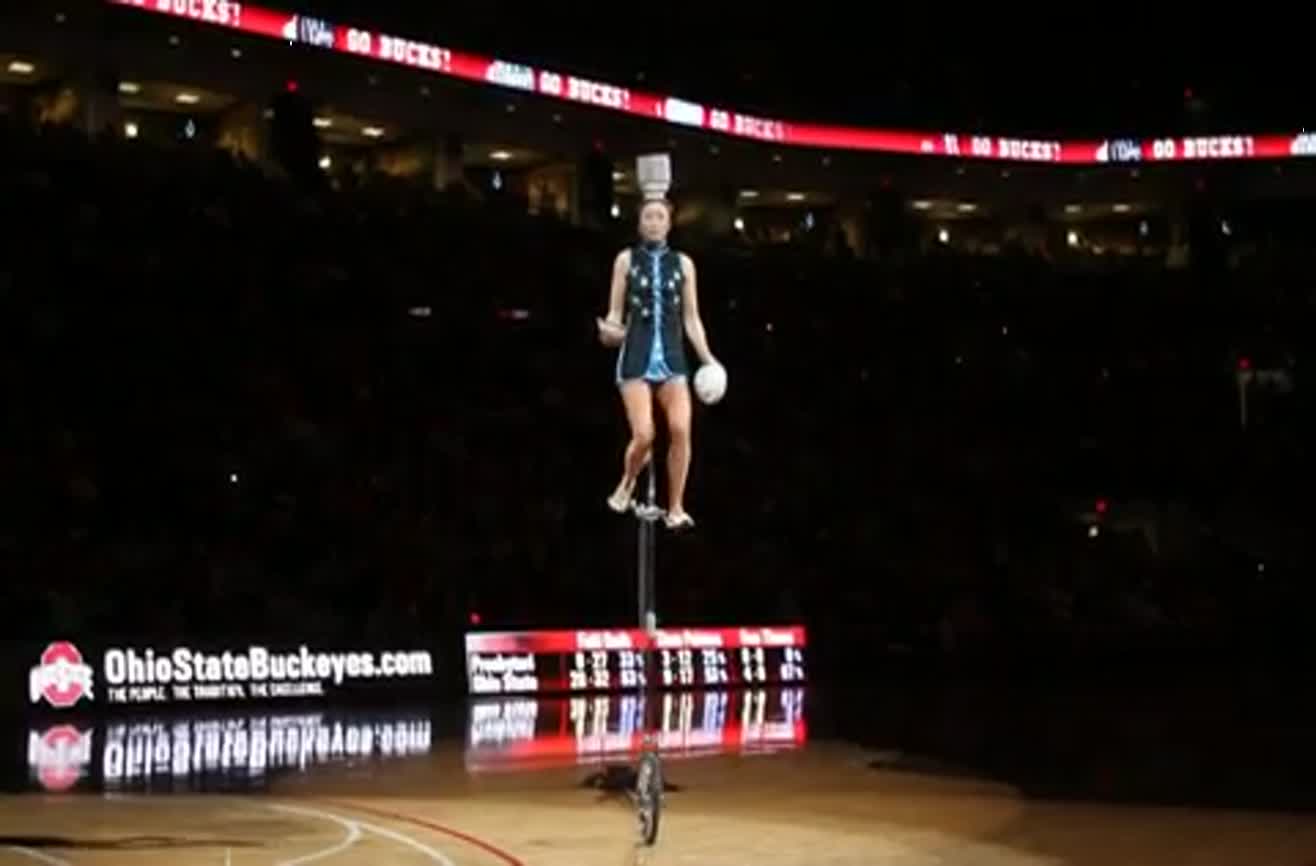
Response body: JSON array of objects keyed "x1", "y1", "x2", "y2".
[{"x1": 5, "y1": 703, "x2": 1316, "y2": 866}]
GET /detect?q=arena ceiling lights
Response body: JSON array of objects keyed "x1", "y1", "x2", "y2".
[{"x1": 108, "y1": 0, "x2": 1316, "y2": 165}]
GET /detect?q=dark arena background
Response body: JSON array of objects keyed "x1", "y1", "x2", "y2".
[{"x1": 2, "y1": 2, "x2": 1315, "y2": 863}]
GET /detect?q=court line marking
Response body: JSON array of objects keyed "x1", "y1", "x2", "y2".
[
  {"x1": 270, "y1": 803, "x2": 456, "y2": 866},
  {"x1": 88, "y1": 793, "x2": 510, "y2": 866},
  {"x1": 4, "y1": 847, "x2": 71, "y2": 866},
  {"x1": 352, "y1": 818, "x2": 458, "y2": 866},
  {"x1": 267, "y1": 804, "x2": 363, "y2": 866},
  {"x1": 322, "y1": 800, "x2": 526, "y2": 866}
]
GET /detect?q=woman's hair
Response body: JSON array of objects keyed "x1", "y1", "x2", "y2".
[{"x1": 640, "y1": 198, "x2": 674, "y2": 216}]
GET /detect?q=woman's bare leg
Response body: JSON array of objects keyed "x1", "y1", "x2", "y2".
[
  {"x1": 610, "y1": 380, "x2": 654, "y2": 510},
  {"x1": 656, "y1": 378, "x2": 692, "y2": 521}
]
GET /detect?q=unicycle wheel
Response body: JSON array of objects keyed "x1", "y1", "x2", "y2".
[{"x1": 635, "y1": 751, "x2": 663, "y2": 846}]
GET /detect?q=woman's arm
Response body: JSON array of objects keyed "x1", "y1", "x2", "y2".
[
  {"x1": 679, "y1": 254, "x2": 715, "y2": 365},
  {"x1": 606, "y1": 250, "x2": 630, "y2": 324},
  {"x1": 596, "y1": 250, "x2": 630, "y2": 347}
]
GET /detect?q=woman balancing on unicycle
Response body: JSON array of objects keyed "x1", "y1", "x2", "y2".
[{"x1": 597, "y1": 154, "x2": 724, "y2": 531}]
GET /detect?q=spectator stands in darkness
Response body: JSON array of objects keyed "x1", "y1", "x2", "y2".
[{"x1": 1, "y1": 116, "x2": 1312, "y2": 674}]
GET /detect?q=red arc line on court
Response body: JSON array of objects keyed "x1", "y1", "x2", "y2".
[{"x1": 323, "y1": 800, "x2": 527, "y2": 866}]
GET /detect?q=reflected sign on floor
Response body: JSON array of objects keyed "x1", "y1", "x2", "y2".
[
  {"x1": 465, "y1": 687, "x2": 806, "y2": 772},
  {"x1": 26, "y1": 709, "x2": 433, "y2": 793}
]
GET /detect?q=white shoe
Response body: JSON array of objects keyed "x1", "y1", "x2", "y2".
[
  {"x1": 607, "y1": 481, "x2": 636, "y2": 514},
  {"x1": 664, "y1": 511, "x2": 694, "y2": 531}
]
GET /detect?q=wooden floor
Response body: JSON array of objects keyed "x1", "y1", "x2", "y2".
[{"x1": 3, "y1": 740, "x2": 1316, "y2": 865}]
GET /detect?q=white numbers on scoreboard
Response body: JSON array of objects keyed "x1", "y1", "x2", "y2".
[
  {"x1": 779, "y1": 647, "x2": 805, "y2": 682},
  {"x1": 1151, "y1": 138, "x2": 1177, "y2": 160},
  {"x1": 661, "y1": 649, "x2": 696, "y2": 687},
  {"x1": 569, "y1": 650, "x2": 611, "y2": 690},
  {"x1": 590, "y1": 650, "x2": 610, "y2": 689},
  {"x1": 570, "y1": 649, "x2": 654, "y2": 690},
  {"x1": 618, "y1": 650, "x2": 644, "y2": 688},
  {"x1": 740, "y1": 647, "x2": 767, "y2": 683},
  {"x1": 701, "y1": 648, "x2": 729, "y2": 685}
]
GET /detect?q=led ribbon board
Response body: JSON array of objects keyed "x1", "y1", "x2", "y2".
[{"x1": 110, "y1": 1, "x2": 1316, "y2": 164}]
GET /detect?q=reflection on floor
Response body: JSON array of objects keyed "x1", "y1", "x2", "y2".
[
  {"x1": 466, "y1": 687, "x2": 807, "y2": 772},
  {"x1": 10, "y1": 688, "x2": 1316, "y2": 865},
  {"x1": 24, "y1": 688, "x2": 803, "y2": 794},
  {"x1": 27, "y1": 710, "x2": 433, "y2": 793}
]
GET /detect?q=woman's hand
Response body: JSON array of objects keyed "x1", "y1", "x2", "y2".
[{"x1": 597, "y1": 317, "x2": 626, "y2": 348}]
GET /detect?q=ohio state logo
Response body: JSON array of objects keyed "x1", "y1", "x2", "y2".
[
  {"x1": 30, "y1": 641, "x2": 95, "y2": 708},
  {"x1": 29, "y1": 725, "x2": 92, "y2": 792}
]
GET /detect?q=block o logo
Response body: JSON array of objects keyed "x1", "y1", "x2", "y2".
[{"x1": 29, "y1": 641, "x2": 95, "y2": 708}]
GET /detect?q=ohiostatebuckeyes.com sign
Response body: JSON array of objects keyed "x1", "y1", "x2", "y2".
[{"x1": 29, "y1": 640, "x2": 436, "y2": 708}]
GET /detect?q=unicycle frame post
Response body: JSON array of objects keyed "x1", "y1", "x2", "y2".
[
  {"x1": 632, "y1": 461, "x2": 663, "y2": 846},
  {"x1": 635, "y1": 461, "x2": 659, "y2": 735},
  {"x1": 637, "y1": 463, "x2": 658, "y2": 630}
]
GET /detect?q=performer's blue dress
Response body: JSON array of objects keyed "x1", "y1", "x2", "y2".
[{"x1": 615, "y1": 241, "x2": 690, "y2": 385}]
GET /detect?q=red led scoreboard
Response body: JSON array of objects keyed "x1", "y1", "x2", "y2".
[{"x1": 464, "y1": 625, "x2": 807, "y2": 695}]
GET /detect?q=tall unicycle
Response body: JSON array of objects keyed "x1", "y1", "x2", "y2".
[
  {"x1": 596, "y1": 151, "x2": 727, "y2": 848},
  {"x1": 633, "y1": 461, "x2": 663, "y2": 846}
]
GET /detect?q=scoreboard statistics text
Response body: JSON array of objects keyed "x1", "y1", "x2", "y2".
[{"x1": 464, "y1": 625, "x2": 806, "y2": 695}]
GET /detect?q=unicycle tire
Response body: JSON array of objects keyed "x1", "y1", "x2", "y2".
[{"x1": 635, "y1": 751, "x2": 662, "y2": 846}]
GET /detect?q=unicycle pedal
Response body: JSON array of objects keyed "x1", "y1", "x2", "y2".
[{"x1": 632, "y1": 501, "x2": 666, "y2": 522}]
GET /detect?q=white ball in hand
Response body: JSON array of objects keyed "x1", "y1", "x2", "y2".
[{"x1": 693, "y1": 362, "x2": 727, "y2": 405}]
